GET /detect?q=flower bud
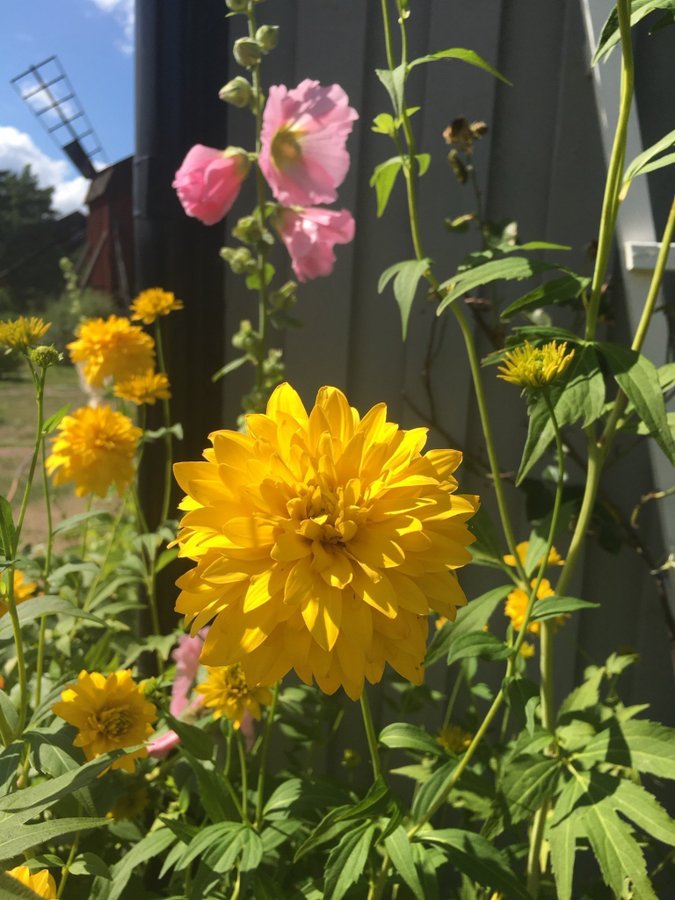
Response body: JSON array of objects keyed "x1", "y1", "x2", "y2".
[
  {"x1": 30, "y1": 345, "x2": 62, "y2": 368},
  {"x1": 218, "y1": 76, "x2": 252, "y2": 108},
  {"x1": 225, "y1": 0, "x2": 249, "y2": 11},
  {"x1": 220, "y1": 246, "x2": 255, "y2": 275},
  {"x1": 255, "y1": 25, "x2": 279, "y2": 51},
  {"x1": 233, "y1": 215, "x2": 264, "y2": 245},
  {"x1": 233, "y1": 37, "x2": 262, "y2": 68}
]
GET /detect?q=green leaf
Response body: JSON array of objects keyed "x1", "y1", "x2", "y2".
[
  {"x1": 384, "y1": 826, "x2": 425, "y2": 900},
  {"x1": 549, "y1": 810, "x2": 583, "y2": 900},
  {"x1": 598, "y1": 342, "x2": 675, "y2": 462},
  {"x1": 177, "y1": 822, "x2": 243, "y2": 870},
  {"x1": 501, "y1": 273, "x2": 590, "y2": 319},
  {"x1": 375, "y1": 64, "x2": 406, "y2": 115},
  {"x1": 438, "y1": 256, "x2": 553, "y2": 315},
  {"x1": 378, "y1": 258, "x2": 431, "y2": 339},
  {"x1": 107, "y1": 827, "x2": 176, "y2": 900},
  {"x1": 408, "y1": 48, "x2": 511, "y2": 85},
  {"x1": 183, "y1": 752, "x2": 235, "y2": 822},
  {"x1": 528, "y1": 595, "x2": 600, "y2": 622},
  {"x1": 415, "y1": 153, "x2": 431, "y2": 176},
  {"x1": 245, "y1": 262, "x2": 275, "y2": 290},
  {"x1": 559, "y1": 666, "x2": 604, "y2": 718},
  {"x1": 417, "y1": 829, "x2": 529, "y2": 898},
  {"x1": 324, "y1": 822, "x2": 376, "y2": 900},
  {"x1": 69, "y1": 852, "x2": 111, "y2": 878},
  {"x1": 42, "y1": 403, "x2": 70, "y2": 435},
  {"x1": 0, "y1": 497, "x2": 17, "y2": 559},
  {"x1": 51, "y1": 509, "x2": 113, "y2": 536},
  {"x1": 379, "y1": 723, "x2": 444, "y2": 757},
  {"x1": 499, "y1": 754, "x2": 560, "y2": 824},
  {"x1": 211, "y1": 355, "x2": 250, "y2": 382},
  {"x1": 0, "y1": 873, "x2": 49, "y2": 899},
  {"x1": 371, "y1": 112, "x2": 396, "y2": 136},
  {"x1": 0, "y1": 596, "x2": 105, "y2": 640},
  {"x1": 504, "y1": 676, "x2": 540, "y2": 735},
  {"x1": 141, "y1": 423, "x2": 183, "y2": 443},
  {"x1": 369, "y1": 157, "x2": 403, "y2": 217},
  {"x1": 263, "y1": 778, "x2": 303, "y2": 817},
  {"x1": 517, "y1": 346, "x2": 606, "y2": 483},
  {"x1": 446, "y1": 631, "x2": 511, "y2": 665},
  {"x1": 0, "y1": 743, "x2": 22, "y2": 796},
  {"x1": 0, "y1": 817, "x2": 108, "y2": 862},
  {"x1": 166, "y1": 715, "x2": 213, "y2": 761},
  {"x1": 426, "y1": 585, "x2": 511, "y2": 666},
  {"x1": 612, "y1": 778, "x2": 675, "y2": 846},
  {"x1": 621, "y1": 128, "x2": 675, "y2": 198},
  {"x1": 594, "y1": 0, "x2": 675, "y2": 63},
  {"x1": 577, "y1": 718, "x2": 675, "y2": 778},
  {"x1": 411, "y1": 760, "x2": 456, "y2": 821}
]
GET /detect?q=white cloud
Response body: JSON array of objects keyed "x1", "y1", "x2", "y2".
[
  {"x1": 88, "y1": 0, "x2": 134, "y2": 54},
  {"x1": 0, "y1": 125, "x2": 89, "y2": 216}
]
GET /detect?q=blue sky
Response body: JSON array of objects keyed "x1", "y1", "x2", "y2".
[{"x1": 0, "y1": 0, "x2": 133, "y2": 215}]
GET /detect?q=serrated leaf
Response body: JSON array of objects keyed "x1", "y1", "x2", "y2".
[
  {"x1": 500, "y1": 755, "x2": 560, "y2": 824},
  {"x1": 598, "y1": 342, "x2": 675, "y2": 462},
  {"x1": 501, "y1": 273, "x2": 590, "y2": 319},
  {"x1": 559, "y1": 666, "x2": 604, "y2": 718},
  {"x1": 378, "y1": 258, "x2": 431, "y2": 339},
  {"x1": 408, "y1": 48, "x2": 511, "y2": 85},
  {"x1": 417, "y1": 829, "x2": 529, "y2": 898},
  {"x1": 621, "y1": 127, "x2": 675, "y2": 198},
  {"x1": 426, "y1": 585, "x2": 511, "y2": 666},
  {"x1": 593, "y1": 0, "x2": 675, "y2": 63},
  {"x1": 438, "y1": 256, "x2": 553, "y2": 315},
  {"x1": 379, "y1": 723, "x2": 444, "y2": 757},
  {"x1": 384, "y1": 826, "x2": 425, "y2": 900},
  {"x1": 576, "y1": 718, "x2": 675, "y2": 778},
  {"x1": 446, "y1": 631, "x2": 511, "y2": 665},
  {"x1": 369, "y1": 157, "x2": 403, "y2": 217},
  {"x1": 324, "y1": 822, "x2": 375, "y2": 900},
  {"x1": 0, "y1": 817, "x2": 108, "y2": 862},
  {"x1": 529, "y1": 595, "x2": 600, "y2": 622},
  {"x1": 549, "y1": 810, "x2": 583, "y2": 900}
]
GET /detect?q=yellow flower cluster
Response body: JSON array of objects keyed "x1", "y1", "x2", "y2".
[
  {"x1": 52, "y1": 670, "x2": 157, "y2": 773},
  {"x1": 114, "y1": 370, "x2": 171, "y2": 406},
  {"x1": 196, "y1": 664, "x2": 273, "y2": 729},
  {"x1": 5, "y1": 866, "x2": 56, "y2": 899},
  {"x1": 497, "y1": 340, "x2": 575, "y2": 389},
  {"x1": 437, "y1": 723, "x2": 473, "y2": 754},
  {"x1": 46, "y1": 405, "x2": 142, "y2": 497},
  {"x1": 174, "y1": 383, "x2": 478, "y2": 699},
  {"x1": 131, "y1": 287, "x2": 184, "y2": 325},
  {"x1": 0, "y1": 316, "x2": 50, "y2": 352},
  {"x1": 503, "y1": 541, "x2": 565, "y2": 636}
]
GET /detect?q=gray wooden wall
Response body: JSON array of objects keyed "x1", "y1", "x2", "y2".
[{"x1": 209, "y1": 0, "x2": 674, "y2": 731}]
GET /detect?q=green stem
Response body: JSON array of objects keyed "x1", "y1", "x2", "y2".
[
  {"x1": 359, "y1": 690, "x2": 383, "y2": 781},
  {"x1": 236, "y1": 729, "x2": 250, "y2": 824},
  {"x1": 35, "y1": 429, "x2": 54, "y2": 709},
  {"x1": 82, "y1": 496, "x2": 128, "y2": 611},
  {"x1": 57, "y1": 833, "x2": 79, "y2": 899},
  {"x1": 585, "y1": 0, "x2": 634, "y2": 340},
  {"x1": 441, "y1": 667, "x2": 464, "y2": 732},
  {"x1": 630, "y1": 193, "x2": 675, "y2": 355},
  {"x1": 254, "y1": 681, "x2": 280, "y2": 827},
  {"x1": 379, "y1": 0, "x2": 396, "y2": 70},
  {"x1": 154, "y1": 318, "x2": 174, "y2": 526},
  {"x1": 15, "y1": 366, "x2": 46, "y2": 543}
]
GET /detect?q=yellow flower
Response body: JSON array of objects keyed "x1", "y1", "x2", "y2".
[
  {"x1": 114, "y1": 370, "x2": 171, "y2": 405},
  {"x1": 505, "y1": 578, "x2": 556, "y2": 635},
  {"x1": 503, "y1": 541, "x2": 564, "y2": 571},
  {"x1": 5, "y1": 866, "x2": 57, "y2": 899},
  {"x1": 0, "y1": 570, "x2": 38, "y2": 617},
  {"x1": 519, "y1": 641, "x2": 536, "y2": 658},
  {"x1": 68, "y1": 315, "x2": 155, "y2": 388},
  {"x1": 437, "y1": 724, "x2": 473, "y2": 754},
  {"x1": 497, "y1": 340, "x2": 575, "y2": 388},
  {"x1": 173, "y1": 383, "x2": 479, "y2": 700},
  {"x1": 106, "y1": 786, "x2": 149, "y2": 820},
  {"x1": 0, "y1": 316, "x2": 50, "y2": 352},
  {"x1": 46, "y1": 405, "x2": 142, "y2": 497},
  {"x1": 195, "y1": 665, "x2": 273, "y2": 729},
  {"x1": 130, "y1": 288, "x2": 184, "y2": 325},
  {"x1": 52, "y1": 670, "x2": 157, "y2": 773}
]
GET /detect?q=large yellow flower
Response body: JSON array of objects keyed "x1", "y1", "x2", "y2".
[
  {"x1": 130, "y1": 287, "x2": 184, "y2": 325},
  {"x1": 0, "y1": 570, "x2": 38, "y2": 617},
  {"x1": 196, "y1": 664, "x2": 273, "y2": 729},
  {"x1": 114, "y1": 370, "x2": 171, "y2": 405},
  {"x1": 68, "y1": 315, "x2": 155, "y2": 388},
  {"x1": 497, "y1": 340, "x2": 574, "y2": 388},
  {"x1": 5, "y1": 866, "x2": 57, "y2": 899},
  {"x1": 0, "y1": 316, "x2": 50, "y2": 352},
  {"x1": 46, "y1": 405, "x2": 142, "y2": 497},
  {"x1": 173, "y1": 383, "x2": 478, "y2": 700},
  {"x1": 52, "y1": 670, "x2": 157, "y2": 773}
]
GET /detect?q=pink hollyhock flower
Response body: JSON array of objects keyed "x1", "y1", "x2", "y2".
[
  {"x1": 148, "y1": 632, "x2": 205, "y2": 759},
  {"x1": 260, "y1": 80, "x2": 358, "y2": 206},
  {"x1": 173, "y1": 145, "x2": 249, "y2": 225},
  {"x1": 275, "y1": 207, "x2": 355, "y2": 282}
]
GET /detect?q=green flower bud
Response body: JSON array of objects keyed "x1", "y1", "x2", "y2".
[
  {"x1": 255, "y1": 24, "x2": 279, "y2": 51},
  {"x1": 232, "y1": 215, "x2": 264, "y2": 245},
  {"x1": 233, "y1": 37, "x2": 262, "y2": 68},
  {"x1": 225, "y1": 0, "x2": 249, "y2": 12},
  {"x1": 218, "y1": 76, "x2": 252, "y2": 108},
  {"x1": 220, "y1": 246, "x2": 255, "y2": 275},
  {"x1": 30, "y1": 345, "x2": 62, "y2": 368}
]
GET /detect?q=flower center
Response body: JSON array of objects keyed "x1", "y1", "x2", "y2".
[
  {"x1": 288, "y1": 480, "x2": 366, "y2": 547},
  {"x1": 223, "y1": 664, "x2": 249, "y2": 699},
  {"x1": 93, "y1": 706, "x2": 134, "y2": 740},
  {"x1": 270, "y1": 124, "x2": 304, "y2": 170}
]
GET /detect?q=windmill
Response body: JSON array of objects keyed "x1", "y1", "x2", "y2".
[{"x1": 10, "y1": 56, "x2": 132, "y2": 303}]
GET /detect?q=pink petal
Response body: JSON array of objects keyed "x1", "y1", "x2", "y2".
[{"x1": 276, "y1": 207, "x2": 355, "y2": 282}]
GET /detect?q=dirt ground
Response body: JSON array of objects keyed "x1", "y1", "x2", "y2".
[{"x1": 0, "y1": 366, "x2": 88, "y2": 549}]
